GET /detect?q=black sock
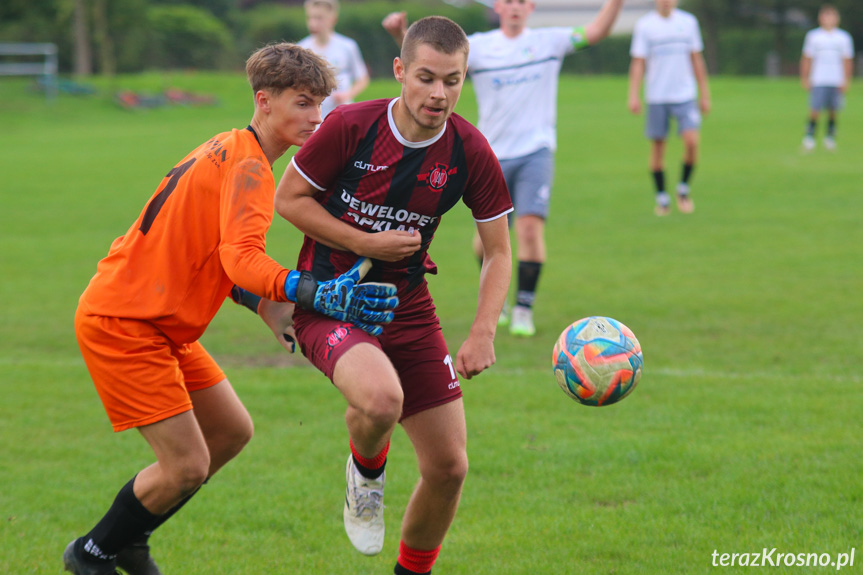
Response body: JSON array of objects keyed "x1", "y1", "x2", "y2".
[
  {"x1": 680, "y1": 163, "x2": 694, "y2": 187},
  {"x1": 81, "y1": 477, "x2": 159, "y2": 561},
  {"x1": 515, "y1": 261, "x2": 542, "y2": 308},
  {"x1": 651, "y1": 170, "x2": 665, "y2": 194},
  {"x1": 353, "y1": 457, "x2": 387, "y2": 479},
  {"x1": 143, "y1": 481, "x2": 204, "y2": 538},
  {"x1": 395, "y1": 564, "x2": 431, "y2": 575},
  {"x1": 827, "y1": 117, "x2": 836, "y2": 137},
  {"x1": 806, "y1": 119, "x2": 816, "y2": 137}
]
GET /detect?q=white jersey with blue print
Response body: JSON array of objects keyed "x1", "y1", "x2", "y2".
[
  {"x1": 802, "y1": 27, "x2": 855, "y2": 88},
  {"x1": 298, "y1": 32, "x2": 369, "y2": 118},
  {"x1": 467, "y1": 27, "x2": 584, "y2": 161},
  {"x1": 630, "y1": 9, "x2": 704, "y2": 105}
]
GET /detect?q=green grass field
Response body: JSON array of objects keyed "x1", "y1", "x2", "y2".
[{"x1": 1, "y1": 72, "x2": 862, "y2": 574}]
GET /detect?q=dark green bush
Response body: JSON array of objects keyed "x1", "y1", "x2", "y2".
[
  {"x1": 715, "y1": 28, "x2": 807, "y2": 75},
  {"x1": 561, "y1": 28, "x2": 810, "y2": 76},
  {"x1": 563, "y1": 34, "x2": 632, "y2": 75},
  {"x1": 237, "y1": 1, "x2": 491, "y2": 78},
  {"x1": 147, "y1": 4, "x2": 237, "y2": 70}
]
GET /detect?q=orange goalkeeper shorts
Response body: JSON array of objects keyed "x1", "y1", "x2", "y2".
[{"x1": 75, "y1": 305, "x2": 225, "y2": 432}]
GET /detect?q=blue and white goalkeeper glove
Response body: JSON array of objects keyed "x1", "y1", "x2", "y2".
[{"x1": 285, "y1": 257, "x2": 398, "y2": 337}]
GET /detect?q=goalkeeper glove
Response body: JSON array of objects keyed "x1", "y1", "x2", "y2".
[{"x1": 285, "y1": 257, "x2": 398, "y2": 337}]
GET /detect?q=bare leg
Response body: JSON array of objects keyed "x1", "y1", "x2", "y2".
[
  {"x1": 135, "y1": 411, "x2": 210, "y2": 515},
  {"x1": 650, "y1": 139, "x2": 666, "y2": 173},
  {"x1": 333, "y1": 343, "x2": 403, "y2": 458},
  {"x1": 189, "y1": 379, "x2": 254, "y2": 474},
  {"x1": 681, "y1": 129, "x2": 700, "y2": 166},
  {"x1": 399, "y1": 399, "x2": 468, "y2": 550},
  {"x1": 134, "y1": 379, "x2": 252, "y2": 514},
  {"x1": 514, "y1": 214, "x2": 545, "y2": 264}
]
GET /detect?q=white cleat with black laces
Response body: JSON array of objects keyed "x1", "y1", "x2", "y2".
[{"x1": 343, "y1": 455, "x2": 385, "y2": 556}]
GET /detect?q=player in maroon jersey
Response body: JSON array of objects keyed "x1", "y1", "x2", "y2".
[{"x1": 275, "y1": 15, "x2": 513, "y2": 575}]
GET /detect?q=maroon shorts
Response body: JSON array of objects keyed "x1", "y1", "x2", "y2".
[{"x1": 293, "y1": 281, "x2": 462, "y2": 420}]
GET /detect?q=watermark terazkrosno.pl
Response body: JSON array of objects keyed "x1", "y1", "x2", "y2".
[{"x1": 712, "y1": 548, "x2": 856, "y2": 570}]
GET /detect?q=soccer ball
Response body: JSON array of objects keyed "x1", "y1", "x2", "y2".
[{"x1": 552, "y1": 316, "x2": 643, "y2": 407}]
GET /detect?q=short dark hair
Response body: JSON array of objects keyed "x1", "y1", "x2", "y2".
[
  {"x1": 401, "y1": 16, "x2": 469, "y2": 68},
  {"x1": 246, "y1": 42, "x2": 336, "y2": 98}
]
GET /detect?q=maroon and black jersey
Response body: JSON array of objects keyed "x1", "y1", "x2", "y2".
[{"x1": 291, "y1": 98, "x2": 513, "y2": 293}]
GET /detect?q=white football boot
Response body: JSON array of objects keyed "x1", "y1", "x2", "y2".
[
  {"x1": 343, "y1": 455, "x2": 385, "y2": 555},
  {"x1": 509, "y1": 305, "x2": 536, "y2": 337}
]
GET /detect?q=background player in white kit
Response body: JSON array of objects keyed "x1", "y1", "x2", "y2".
[
  {"x1": 628, "y1": 0, "x2": 711, "y2": 216},
  {"x1": 299, "y1": 0, "x2": 370, "y2": 120},
  {"x1": 383, "y1": 0, "x2": 624, "y2": 337},
  {"x1": 800, "y1": 4, "x2": 854, "y2": 152}
]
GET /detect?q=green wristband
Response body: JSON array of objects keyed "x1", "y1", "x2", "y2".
[{"x1": 571, "y1": 26, "x2": 589, "y2": 50}]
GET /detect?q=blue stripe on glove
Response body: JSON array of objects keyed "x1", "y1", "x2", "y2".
[{"x1": 285, "y1": 257, "x2": 399, "y2": 337}]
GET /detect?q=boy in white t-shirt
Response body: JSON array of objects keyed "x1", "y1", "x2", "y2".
[
  {"x1": 628, "y1": 0, "x2": 711, "y2": 216},
  {"x1": 299, "y1": 0, "x2": 370, "y2": 119},
  {"x1": 800, "y1": 4, "x2": 855, "y2": 151},
  {"x1": 384, "y1": 0, "x2": 624, "y2": 337}
]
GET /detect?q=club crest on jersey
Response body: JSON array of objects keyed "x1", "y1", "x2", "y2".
[
  {"x1": 325, "y1": 325, "x2": 351, "y2": 359},
  {"x1": 418, "y1": 163, "x2": 458, "y2": 191}
]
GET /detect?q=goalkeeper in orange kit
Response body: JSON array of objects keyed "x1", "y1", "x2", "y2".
[{"x1": 62, "y1": 43, "x2": 408, "y2": 575}]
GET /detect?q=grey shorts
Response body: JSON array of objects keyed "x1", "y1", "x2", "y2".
[
  {"x1": 810, "y1": 86, "x2": 844, "y2": 111},
  {"x1": 646, "y1": 100, "x2": 702, "y2": 140},
  {"x1": 498, "y1": 147, "x2": 554, "y2": 220}
]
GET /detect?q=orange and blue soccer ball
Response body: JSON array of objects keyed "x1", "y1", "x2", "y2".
[{"x1": 552, "y1": 316, "x2": 643, "y2": 406}]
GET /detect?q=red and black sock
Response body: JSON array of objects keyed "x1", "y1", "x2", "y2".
[
  {"x1": 394, "y1": 541, "x2": 441, "y2": 575},
  {"x1": 350, "y1": 439, "x2": 389, "y2": 479}
]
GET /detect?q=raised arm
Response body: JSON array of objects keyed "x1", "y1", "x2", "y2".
[
  {"x1": 584, "y1": 0, "x2": 624, "y2": 45},
  {"x1": 382, "y1": 11, "x2": 408, "y2": 47}
]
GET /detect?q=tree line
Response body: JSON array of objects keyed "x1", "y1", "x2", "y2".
[{"x1": 0, "y1": 0, "x2": 859, "y2": 78}]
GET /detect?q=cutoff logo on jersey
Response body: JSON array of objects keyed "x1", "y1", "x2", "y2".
[
  {"x1": 325, "y1": 325, "x2": 351, "y2": 359},
  {"x1": 418, "y1": 163, "x2": 457, "y2": 191},
  {"x1": 205, "y1": 138, "x2": 228, "y2": 168},
  {"x1": 353, "y1": 160, "x2": 388, "y2": 173}
]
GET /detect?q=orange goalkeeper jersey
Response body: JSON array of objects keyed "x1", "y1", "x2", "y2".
[{"x1": 79, "y1": 127, "x2": 290, "y2": 345}]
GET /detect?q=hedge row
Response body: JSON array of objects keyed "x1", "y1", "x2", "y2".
[{"x1": 0, "y1": 0, "x2": 813, "y2": 76}]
